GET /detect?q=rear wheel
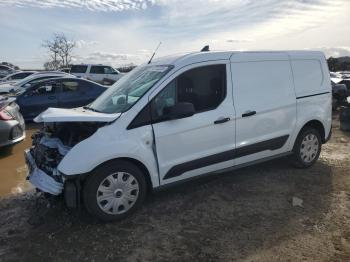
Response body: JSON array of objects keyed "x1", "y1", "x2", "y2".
[
  {"x1": 83, "y1": 160, "x2": 147, "y2": 222},
  {"x1": 292, "y1": 127, "x2": 322, "y2": 168}
]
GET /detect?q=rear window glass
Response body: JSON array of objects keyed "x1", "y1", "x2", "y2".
[
  {"x1": 70, "y1": 65, "x2": 88, "y2": 73},
  {"x1": 62, "y1": 81, "x2": 79, "y2": 92},
  {"x1": 291, "y1": 60, "x2": 324, "y2": 95}
]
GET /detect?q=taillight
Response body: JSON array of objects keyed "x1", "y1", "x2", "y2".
[{"x1": 0, "y1": 109, "x2": 14, "y2": 120}]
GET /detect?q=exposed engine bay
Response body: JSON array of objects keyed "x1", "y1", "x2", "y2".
[{"x1": 26, "y1": 121, "x2": 106, "y2": 195}]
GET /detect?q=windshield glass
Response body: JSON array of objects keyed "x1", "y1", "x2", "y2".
[{"x1": 89, "y1": 65, "x2": 172, "y2": 114}]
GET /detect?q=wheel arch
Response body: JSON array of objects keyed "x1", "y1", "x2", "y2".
[
  {"x1": 298, "y1": 119, "x2": 326, "y2": 143},
  {"x1": 87, "y1": 157, "x2": 154, "y2": 191}
]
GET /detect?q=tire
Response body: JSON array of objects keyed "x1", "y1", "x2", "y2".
[
  {"x1": 83, "y1": 160, "x2": 147, "y2": 222},
  {"x1": 292, "y1": 127, "x2": 322, "y2": 168}
]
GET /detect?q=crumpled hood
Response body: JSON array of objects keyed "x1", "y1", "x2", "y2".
[{"x1": 34, "y1": 107, "x2": 121, "y2": 123}]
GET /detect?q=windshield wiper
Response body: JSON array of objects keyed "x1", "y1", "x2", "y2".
[{"x1": 83, "y1": 106, "x2": 101, "y2": 113}]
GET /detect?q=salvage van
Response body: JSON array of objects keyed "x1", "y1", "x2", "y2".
[{"x1": 25, "y1": 50, "x2": 332, "y2": 221}]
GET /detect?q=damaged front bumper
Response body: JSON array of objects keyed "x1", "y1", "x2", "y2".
[{"x1": 25, "y1": 149, "x2": 64, "y2": 195}]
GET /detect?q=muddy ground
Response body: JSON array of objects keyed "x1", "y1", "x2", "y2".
[{"x1": 0, "y1": 115, "x2": 350, "y2": 262}]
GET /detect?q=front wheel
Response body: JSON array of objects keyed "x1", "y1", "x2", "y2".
[
  {"x1": 292, "y1": 127, "x2": 322, "y2": 168},
  {"x1": 83, "y1": 160, "x2": 147, "y2": 222}
]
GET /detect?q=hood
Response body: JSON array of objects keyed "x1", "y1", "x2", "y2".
[{"x1": 34, "y1": 107, "x2": 121, "y2": 123}]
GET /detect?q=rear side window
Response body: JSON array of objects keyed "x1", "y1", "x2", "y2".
[
  {"x1": 70, "y1": 65, "x2": 88, "y2": 74},
  {"x1": 104, "y1": 67, "x2": 115, "y2": 74},
  {"x1": 152, "y1": 65, "x2": 226, "y2": 121},
  {"x1": 62, "y1": 81, "x2": 79, "y2": 92},
  {"x1": 12, "y1": 72, "x2": 31, "y2": 79},
  {"x1": 90, "y1": 66, "x2": 105, "y2": 74},
  {"x1": 291, "y1": 60, "x2": 324, "y2": 95}
]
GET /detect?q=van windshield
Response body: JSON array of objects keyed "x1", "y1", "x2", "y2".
[{"x1": 88, "y1": 65, "x2": 172, "y2": 114}]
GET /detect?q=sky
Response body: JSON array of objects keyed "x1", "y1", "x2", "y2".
[{"x1": 0, "y1": 0, "x2": 349, "y2": 69}]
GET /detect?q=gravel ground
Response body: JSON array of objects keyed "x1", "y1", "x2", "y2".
[{"x1": 0, "y1": 115, "x2": 350, "y2": 262}]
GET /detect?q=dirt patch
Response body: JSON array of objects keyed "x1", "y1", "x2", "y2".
[{"x1": 0, "y1": 118, "x2": 350, "y2": 261}]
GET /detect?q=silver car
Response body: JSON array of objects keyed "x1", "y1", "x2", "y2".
[{"x1": 0, "y1": 96, "x2": 25, "y2": 147}]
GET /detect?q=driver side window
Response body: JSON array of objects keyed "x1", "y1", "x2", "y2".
[
  {"x1": 28, "y1": 82, "x2": 56, "y2": 96},
  {"x1": 151, "y1": 64, "x2": 226, "y2": 122}
]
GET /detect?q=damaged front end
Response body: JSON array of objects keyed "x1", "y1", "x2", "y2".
[{"x1": 25, "y1": 121, "x2": 105, "y2": 196}]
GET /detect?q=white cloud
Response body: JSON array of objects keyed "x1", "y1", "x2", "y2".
[
  {"x1": 0, "y1": 0, "x2": 156, "y2": 12},
  {"x1": 317, "y1": 47, "x2": 350, "y2": 58},
  {"x1": 72, "y1": 50, "x2": 151, "y2": 66},
  {"x1": 1, "y1": 0, "x2": 349, "y2": 69},
  {"x1": 75, "y1": 40, "x2": 100, "y2": 48}
]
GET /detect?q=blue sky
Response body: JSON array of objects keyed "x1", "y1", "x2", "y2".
[{"x1": 0, "y1": 0, "x2": 349, "y2": 69}]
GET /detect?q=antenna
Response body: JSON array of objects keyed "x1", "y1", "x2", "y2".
[
  {"x1": 201, "y1": 45, "x2": 210, "y2": 52},
  {"x1": 148, "y1": 42, "x2": 162, "y2": 64}
]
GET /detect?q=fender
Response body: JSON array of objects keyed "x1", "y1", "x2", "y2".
[{"x1": 58, "y1": 122, "x2": 159, "y2": 188}]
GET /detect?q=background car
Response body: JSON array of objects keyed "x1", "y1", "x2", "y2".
[
  {"x1": 0, "y1": 72, "x2": 72, "y2": 94},
  {"x1": 0, "y1": 71, "x2": 37, "y2": 83},
  {"x1": 0, "y1": 96, "x2": 25, "y2": 147},
  {"x1": 70, "y1": 64, "x2": 124, "y2": 85},
  {"x1": 0, "y1": 65, "x2": 16, "y2": 78},
  {"x1": 58, "y1": 68, "x2": 71, "y2": 73},
  {"x1": 16, "y1": 77, "x2": 107, "y2": 120}
]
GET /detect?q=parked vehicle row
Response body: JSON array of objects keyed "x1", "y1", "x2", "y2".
[
  {"x1": 0, "y1": 71, "x2": 37, "y2": 83},
  {"x1": 24, "y1": 50, "x2": 332, "y2": 221},
  {"x1": 0, "y1": 65, "x2": 16, "y2": 78},
  {"x1": 0, "y1": 71, "x2": 71, "y2": 94}
]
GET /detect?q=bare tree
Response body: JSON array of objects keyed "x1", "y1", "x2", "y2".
[{"x1": 42, "y1": 33, "x2": 75, "y2": 70}]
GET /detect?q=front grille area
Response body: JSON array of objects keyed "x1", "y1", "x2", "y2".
[{"x1": 30, "y1": 144, "x2": 63, "y2": 182}]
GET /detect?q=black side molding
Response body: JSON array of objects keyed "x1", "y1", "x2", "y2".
[
  {"x1": 296, "y1": 91, "x2": 330, "y2": 99},
  {"x1": 163, "y1": 135, "x2": 289, "y2": 180}
]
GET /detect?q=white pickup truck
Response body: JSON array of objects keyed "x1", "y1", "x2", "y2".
[{"x1": 70, "y1": 64, "x2": 124, "y2": 85}]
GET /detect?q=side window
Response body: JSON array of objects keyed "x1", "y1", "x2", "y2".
[
  {"x1": 28, "y1": 82, "x2": 56, "y2": 96},
  {"x1": 152, "y1": 80, "x2": 176, "y2": 120},
  {"x1": 152, "y1": 64, "x2": 226, "y2": 121},
  {"x1": 70, "y1": 65, "x2": 88, "y2": 74},
  {"x1": 27, "y1": 76, "x2": 54, "y2": 86},
  {"x1": 12, "y1": 73, "x2": 26, "y2": 79},
  {"x1": 62, "y1": 81, "x2": 79, "y2": 92},
  {"x1": 104, "y1": 66, "x2": 115, "y2": 74},
  {"x1": 90, "y1": 66, "x2": 105, "y2": 74}
]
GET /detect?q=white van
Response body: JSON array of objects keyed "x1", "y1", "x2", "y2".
[{"x1": 25, "y1": 50, "x2": 332, "y2": 221}]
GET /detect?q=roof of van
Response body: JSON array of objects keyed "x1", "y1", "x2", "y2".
[{"x1": 151, "y1": 50, "x2": 326, "y2": 67}]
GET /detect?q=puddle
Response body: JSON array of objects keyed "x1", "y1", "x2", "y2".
[{"x1": 0, "y1": 123, "x2": 39, "y2": 197}]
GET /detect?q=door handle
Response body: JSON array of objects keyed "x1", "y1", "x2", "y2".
[
  {"x1": 48, "y1": 96, "x2": 56, "y2": 100},
  {"x1": 242, "y1": 110, "x2": 256, "y2": 117},
  {"x1": 214, "y1": 117, "x2": 230, "y2": 124}
]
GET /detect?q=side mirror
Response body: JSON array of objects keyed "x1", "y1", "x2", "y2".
[{"x1": 167, "y1": 102, "x2": 195, "y2": 120}]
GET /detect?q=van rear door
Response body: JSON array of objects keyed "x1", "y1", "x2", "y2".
[{"x1": 230, "y1": 52, "x2": 296, "y2": 165}]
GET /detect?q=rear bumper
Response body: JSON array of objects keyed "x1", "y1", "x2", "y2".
[{"x1": 25, "y1": 149, "x2": 63, "y2": 195}]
